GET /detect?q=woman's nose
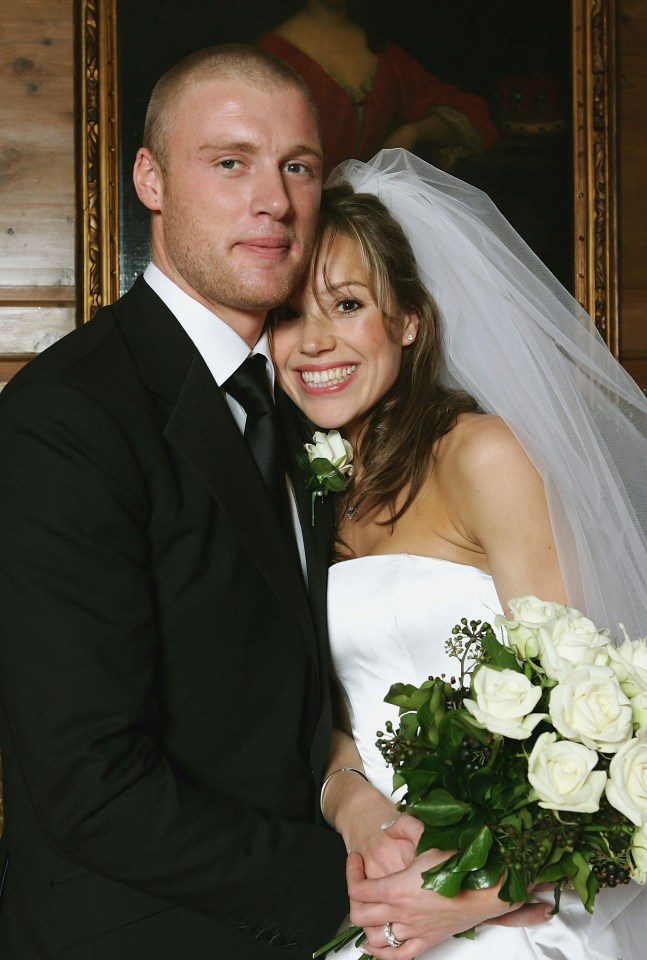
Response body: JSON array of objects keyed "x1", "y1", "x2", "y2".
[{"x1": 298, "y1": 313, "x2": 336, "y2": 355}]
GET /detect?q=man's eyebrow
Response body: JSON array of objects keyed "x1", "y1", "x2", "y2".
[
  {"x1": 197, "y1": 141, "x2": 323, "y2": 160},
  {"x1": 197, "y1": 140, "x2": 258, "y2": 154}
]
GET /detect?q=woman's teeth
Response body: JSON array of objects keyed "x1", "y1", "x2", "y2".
[{"x1": 300, "y1": 365, "x2": 356, "y2": 387}]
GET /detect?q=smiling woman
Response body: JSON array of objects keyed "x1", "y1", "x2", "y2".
[{"x1": 272, "y1": 223, "x2": 418, "y2": 442}]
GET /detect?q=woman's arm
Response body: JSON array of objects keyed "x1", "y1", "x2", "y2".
[
  {"x1": 445, "y1": 415, "x2": 567, "y2": 608},
  {"x1": 323, "y1": 688, "x2": 419, "y2": 879}
]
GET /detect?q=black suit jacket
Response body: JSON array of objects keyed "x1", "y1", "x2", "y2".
[{"x1": 0, "y1": 279, "x2": 347, "y2": 959}]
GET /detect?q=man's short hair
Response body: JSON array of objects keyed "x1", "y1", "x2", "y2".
[{"x1": 143, "y1": 44, "x2": 319, "y2": 170}]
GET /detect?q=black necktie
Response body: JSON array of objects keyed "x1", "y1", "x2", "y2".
[{"x1": 224, "y1": 355, "x2": 292, "y2": 528}]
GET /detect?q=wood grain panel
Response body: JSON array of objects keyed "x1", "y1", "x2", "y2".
[
  {"x1": 0, "y1": 0, "x2": 75, "y2": 313},
  {"x1": 0, "y1": 305, "x2": 74, "y2": 353}
]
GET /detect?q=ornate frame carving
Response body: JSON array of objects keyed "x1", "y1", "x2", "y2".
[
  {"x1": 75, "y1": 0, "x2": 619, "y2": 352},
  {"x1": 76, "y1": 0, "x2": 120, "y2": 324},
  {"x1": 572, "y1": 0, "x2": 618, "y2": 351}
]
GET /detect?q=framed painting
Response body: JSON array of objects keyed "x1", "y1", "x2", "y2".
[{"x1": 75, "y1": 0, "x2": 618, "y2": 351}]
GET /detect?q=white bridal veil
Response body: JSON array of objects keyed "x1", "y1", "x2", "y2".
[
  {"x1": 327, "y1": 149, "x2": 647, "y2": 957},
  {"x1": 328, "y1": 149, "x2": 647, "y2": 640}
]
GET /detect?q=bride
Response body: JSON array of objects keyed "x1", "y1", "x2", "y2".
[{"x1": 271, "y1": 150, "x2": 647, "y2": 960}]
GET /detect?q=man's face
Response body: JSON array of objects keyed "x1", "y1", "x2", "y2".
[{"x1": 137, "y1": 79, "x2": 323, "y2": 336}]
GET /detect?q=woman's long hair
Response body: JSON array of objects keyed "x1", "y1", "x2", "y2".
[{"x1": 312, "y1": 183, "x2": 478, "y2": 525}]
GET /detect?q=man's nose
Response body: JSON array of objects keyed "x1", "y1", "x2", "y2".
[{"x1": 251, "y1": 166, "x2": 292, "y2": 220}]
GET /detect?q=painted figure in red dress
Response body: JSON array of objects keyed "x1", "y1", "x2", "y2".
[{"x1": 257, "y1": 0, "x2": 498, "y2": 177}]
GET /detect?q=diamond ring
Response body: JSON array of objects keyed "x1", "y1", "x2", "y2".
[{"x1": 384, "y1": 922, "x2": 403, "y2": 948}]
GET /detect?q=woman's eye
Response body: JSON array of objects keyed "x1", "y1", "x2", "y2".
[{"x1": 337, "y1": 298, "x2": 362, "y2": 313}]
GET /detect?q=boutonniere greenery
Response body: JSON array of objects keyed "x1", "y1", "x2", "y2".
[{"x1": 297, "y1": 429, "x2": 354, "y2": 525}]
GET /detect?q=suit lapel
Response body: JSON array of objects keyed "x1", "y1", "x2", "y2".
[
  {"x1": 113, "y1": 279, "x2": 317, "y2": 656},
  {"x1": 277, "y1": 389, "x2": 336, "y2": 654}
]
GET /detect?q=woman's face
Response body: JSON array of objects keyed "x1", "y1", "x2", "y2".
[{"x1": 272, "y1": 232, "x2": 418, "y2": 440}]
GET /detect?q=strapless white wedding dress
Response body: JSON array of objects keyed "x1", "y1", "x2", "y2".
[{"x1": 327, "y1": 555, "x2": 621, "y2": 960}]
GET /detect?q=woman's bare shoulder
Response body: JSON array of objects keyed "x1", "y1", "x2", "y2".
[{"x1": 437, "y1": 413, "x2": 524, "y2": 472}]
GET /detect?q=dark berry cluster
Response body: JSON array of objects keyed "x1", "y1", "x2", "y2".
[
  {"x1": 459, "y1": 736, "x2": 492, "y2": 772},
  {"x1": 375, "y1": 720, "x2": 416, "y2": 767},
  {"x1": 590, "y1": 858, "x2": 632, "y2": 887}
]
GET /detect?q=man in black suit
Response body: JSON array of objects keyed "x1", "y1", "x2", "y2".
[{"x1": 0, "y1": 44, "x2": 348, "y2": 959}]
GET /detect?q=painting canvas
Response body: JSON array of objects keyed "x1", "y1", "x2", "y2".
[{"x1": 114, "y1": 0, "x2": 573, "y2": 294}]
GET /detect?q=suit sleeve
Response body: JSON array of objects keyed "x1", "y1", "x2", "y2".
[{"x1": 0, "y1": 380, "x2": 348, "y2": 940}]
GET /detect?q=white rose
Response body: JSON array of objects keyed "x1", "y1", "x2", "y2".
[
  {"x1": 304, "y1": 430, "x2": 354, "y2": 477},
  {"x1": 495, "y1": 595, "x2": 568, "y2": 660},
  {"x1": 537, "y1": 613, "x2": 611, "y2": 682},
  {"x1": 527, "y1": 731, "x2": 606, "y2": 812},
  {"x1": 607, "y1": 630, "x2": 647, "y2": 698},
  {"x1": 463, "y1": 666, "x2": 546, "y2": 739},
  {"x1": 549, "y1": 664, "x2": 632, "y2": 753},
  {"x1": 631, "y1": 692, "x2": 647, "y2": 730},
  {"x1": 630, "y1": 824, "x2": 647, "y2": 882},
  {"x1": 606, "y1": 731, "x2": 647, "y2": 825}
]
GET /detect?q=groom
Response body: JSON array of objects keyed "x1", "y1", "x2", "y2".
[{"x1": 0, "y1": 45, "x2": 348, "y2": 959}]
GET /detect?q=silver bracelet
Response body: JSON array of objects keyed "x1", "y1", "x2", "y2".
[{"x1": 320, "y1": 766, "x2": 368, "y2": 821}]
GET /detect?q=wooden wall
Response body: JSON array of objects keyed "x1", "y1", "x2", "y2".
[{"x1": 0, "y1": 0, "x2": 75, "y2": 385}]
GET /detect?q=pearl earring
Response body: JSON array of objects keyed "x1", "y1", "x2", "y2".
[{"x1": 407, "y1": 334, "x2": 414, "y2": 342}]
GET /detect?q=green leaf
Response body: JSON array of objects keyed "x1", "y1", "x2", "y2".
[
  {"x1": 417, "y1": 822, "x2": 466, "y2": 854},
  {"x1": 583, "y1": 869, "x2": 599, "y2": 913},
  {"x1": 385, "y1": 680, "x2": 436, "y2": 710},
  {"x1": 398, "y1": 762, "x2": 447, "y2": 799},
  {"x1": 501, "y1": 865, "x2": 530, "y2": 904},
  {"x1": 455, "y1": 825, "x2": 493, "y2": 872},
  {"x1": 422, "y1": 861, "x2": 468, "y2": 897},
  {"x1": 312, "y1": 924, "x2": 363, "y2": 958},
  {"x1": 570, "y1": 850, "x2": 595, "y2": 908},
  {"x1": 480, "y1": 629, "x2": 522, "y2": 671},
  {"x1": 410, "y1": 789, "x2": 471, "y2": 826},
  {"x1": 435, "y1": 712, "x2": 472, "y2": 755},
  {"x1": 462, "y1": 862, "x2": 503, "y2": 890}
]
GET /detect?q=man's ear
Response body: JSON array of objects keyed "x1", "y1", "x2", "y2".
[{"x1": 133, "y1": 148, "x2": 163, "y2": 211}]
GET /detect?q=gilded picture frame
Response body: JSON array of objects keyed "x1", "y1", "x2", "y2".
[{"x1": 75, "y1": 0, "x2": 618, "y2": 352}]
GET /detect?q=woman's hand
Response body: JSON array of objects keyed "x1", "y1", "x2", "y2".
[
  {"x1": 347, "y1": 821, "x2": 552, "y2": 960},
  {"x1": 331, "y1": 778, "x2": 420, "y2": 879}
]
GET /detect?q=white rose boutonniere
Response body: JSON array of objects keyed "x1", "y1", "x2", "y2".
[
  {"x1": 297, "y1": 430, "x2": 354, "y2": 525},
  {"x1": 549, "y1": 664, "x2": 633, "y2": 753},
  {"x1": 463, "y1": 665, "x2": 546, "y2": 739},
  {"x1": 527, "y1": 731, "x2": 607, "y2": 813}
]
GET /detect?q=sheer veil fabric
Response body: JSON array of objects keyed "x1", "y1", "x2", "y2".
[{"x1": 326, "y1": 149, "x2": 647, "y2": 958}]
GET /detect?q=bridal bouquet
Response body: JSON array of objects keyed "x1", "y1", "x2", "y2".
[{"x1": 315, "y1": 596, "x2": 647, "y2": 958}]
